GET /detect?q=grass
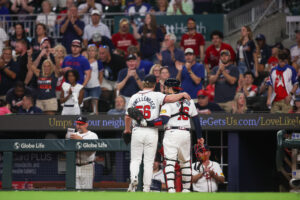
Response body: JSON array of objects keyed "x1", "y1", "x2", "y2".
[{"x1": 0, "y1": 191, "x2": 299, "y2": 200}]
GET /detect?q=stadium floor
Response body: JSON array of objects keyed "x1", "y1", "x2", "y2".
[{"x1": 0, "y1": 191, "x2": 299, "y2": 200}]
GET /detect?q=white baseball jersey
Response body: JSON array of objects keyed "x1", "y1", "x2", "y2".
[
  {"x1": 74, "y1": 131, "x2": 98, "y2": 164},
  {"x1": 126, "y1": 90, "x2": 166, "y2": 126},
  {"x1": 192, "y1": 161, "x2": 224, "y2": 192},
  {"x1": 160, "y1": 99, "x2": 198, "y2": 128}
]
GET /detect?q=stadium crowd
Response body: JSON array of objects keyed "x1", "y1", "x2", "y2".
[{"x1": 0, "y1": 0, "x2": 299, "y2": 116}]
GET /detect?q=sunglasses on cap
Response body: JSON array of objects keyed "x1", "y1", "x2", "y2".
[{"x1": 99, "y1": 45, "x2": 108, "y2": 49}]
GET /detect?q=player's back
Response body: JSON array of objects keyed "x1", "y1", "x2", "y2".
[
  {"x1": 128, "y1": 90, "x2": 166, "y2": 124},
  {"x1": 161, "y1": 99, "x2": 198, "y2": 128}
]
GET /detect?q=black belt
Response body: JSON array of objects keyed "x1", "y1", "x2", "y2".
[
  {"x1": 165, "y1": 127, "x2": 190, "y2": 131},
  {"x1": 76, "y1": 161, "x2": 94, "y2": 166},
  {"x1": 64, "y1": 105, "x2": 74, "y2": 107}
]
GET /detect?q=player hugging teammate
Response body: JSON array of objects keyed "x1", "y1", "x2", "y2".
[{"x1": 124, "y1": 74, "x2": 204, "y2": 193}]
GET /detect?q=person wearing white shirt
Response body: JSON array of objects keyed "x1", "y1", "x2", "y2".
[
  {"x1": 0, "y1": 27, "x2": 9, "y2": 56},
  {"x1": 150, "y1": 156, "x2": 166, "y2": 192},
  {"x1": 82, "y1": 9, "x2": 111, "y2": 48},
  {"x1": 290, "y1": 30, "x2": 300, "y2": 69},
  {"x1": 192, "y1": 144, "x2": 225, "y2": 192},
  {"x1": 66, "y1": 116, "x2": 98, "y2": 189},
  {"x1": 36, "y1": 1, "x2": 57, "y2": 28},
  {"x1": 78, "y1": 0, "x2": 103, "y2": 26}
]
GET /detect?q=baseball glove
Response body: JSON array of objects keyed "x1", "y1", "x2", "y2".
[
  {"x1": 127, "y1": 107, "x2": 147, "y2": 126},
  {"x1": 122, "y1": 131, "x2": 131, "y2": 145}
]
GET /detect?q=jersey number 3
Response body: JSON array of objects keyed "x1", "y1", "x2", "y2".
[
  {"x1": 136, "y1": 105, "x2": 151, "y2": 119},
  {"x1": 178, "y1": 107, "x2": 189, "y2": 120}
]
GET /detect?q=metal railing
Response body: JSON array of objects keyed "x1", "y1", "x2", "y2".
[
  {"x1": 225, "y1": 0, "x2": 283, "y2": 36},
  {"x1": 286, "y1": 16, "x2": 300, "y2": 40}
]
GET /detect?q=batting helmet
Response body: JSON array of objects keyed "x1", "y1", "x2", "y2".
[{"x1": 164, "y1": 78, "x2": 182, "y2": 92}]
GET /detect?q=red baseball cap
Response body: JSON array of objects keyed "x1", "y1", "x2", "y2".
[{"x1": 197, "y1": 89, "x2": 209, "y2": 97}]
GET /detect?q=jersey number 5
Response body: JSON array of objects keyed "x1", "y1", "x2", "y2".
[
  {"x1": 136, "y1": 105, "x2": 151, "y2": 119},
  {"x1": 178, "y1": 107, "x2": 189, "y2": 120}
]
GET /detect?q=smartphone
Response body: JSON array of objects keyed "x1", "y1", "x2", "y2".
[{"x1": 66, "y1": 128, "x2": 75, "y2": 139}]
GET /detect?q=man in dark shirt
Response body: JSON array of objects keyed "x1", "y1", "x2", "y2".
[
  {"x1": 209, "y1": 49, "x2": 239, "y2": 113},
  {"x1": 195, "y1": 89, "x2": 224, "y2": 114},
  {"x1": 18, "y1": 95, "x2": 42, "y2": 114},
  {"x1": 15, "y1": 39, "x2": 29, "y2": 83},
  {"x1": 0, "y1": 47, "x2": 19, "y2": 99},
  {"x1": 255, "y1": 34, "x2": 271, "y2": 71},
  {"x1": 116, "y1": 54, "x2": 144, "y2": 102}
]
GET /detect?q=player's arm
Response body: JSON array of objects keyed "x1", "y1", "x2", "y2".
[
  {"x1": 146, "y1": 115, "x2": 170, "y2": 127},
  {"x1": 192, "y1": 115, "x2": 204, "y2": 145},
  {"x1": 124, "y1": 115, "x2": 132, "y2": 133},
  {"x1": 164, "y1": 92, "x2": 191, "y2": 103}
]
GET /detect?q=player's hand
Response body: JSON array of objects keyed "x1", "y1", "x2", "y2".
[
  {"x1": 209, "y1": 170, "x2": 216, "y2": 178},
  {"x1": 122, "y1": 131, "x2": 132, "y2": 145},
  {"x1": 197, "y1": 138, "x2": 205, "y2": 147},
  {"x1": 70, "y1": 134, "x2": 83, "y2": 140},
  {"x1": 181, "y1": 92, "x2": 191, "y2": 100}
]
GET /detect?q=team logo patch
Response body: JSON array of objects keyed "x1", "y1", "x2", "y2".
[{"x1": 161, "y1": 109, "x2": 166, "y2": 114}]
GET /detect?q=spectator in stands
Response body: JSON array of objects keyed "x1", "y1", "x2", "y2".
[
  {"x1": 132, "y1": 13, "x2": 164, "y2": 62},
  {"x1": 255, "y1": 34, "x2": 271, "y2": 73},
  {"x1": 267, "y1": 44, "x2": 280, "y2": 70},
  {"x1": 0, "y1": 26, "x2": 8, "y2": 56},
  {"x1": 116, "y1": 54, "x2": 144, "y2": 102},
  {"x1": 158, "y1": 33, "x2": 185, "y2": 78},
  {"x1": 56, "y1": 0, "x2": 75, "y2": 25},
  {"x1": 204, "y1": 30, "x2": 235, "y2": 74},
  {"x1": 236, "y1": 26, "x2": 257, "y2": 77},
  {"x1": 32, "y1": 37, "x2": 56, "y2": 70},
  {"x1": 180, "y1": 17, "x2": 205, "y2": 62},
  {"x1": 231, "y1": 92, "x2": 248, "y2": 114},
  {"x1": 29, "y1": 59, "x2": 59, "y2": 115},
  {"x1": 60, "y1": 5, "x2": 84, "y2": 54},
  {"x1": 15, "y1": 39, "x2": 29, "y2": 83},
  {"x1": 192, "y1": 144, "x2": 225, "y2": 192},
  {"x1": 112, "y1": 18, "x2": 138, "y2": 57},
  {"x1": 127, "y1": 45, "x2": 153, "y2": 75},
  {"x1": 149, "y1": 64, "x2": 161, "y2": 92},
  {"x1": 78, "y1": 0, "x2": 103, "y2": 26},
  {"x1": 54, "y1": 44, "x2": 67, "y2": 99},
  {"x1": 11, "y1": 0, "x2": 40, "y2": 20},
  {"x1": 83, "y1": 9, "x2": 111, "y2": 48},
  {"x1": 290, "y1": 95, "x2": 300, "y2": 113},
  {"x1": 0, "y1": 99, "x2": 11, "y2": 115},
  {"x1": 88, "y1": 33, "x2": 114, "y2": 51},
  {"x1": 6, "y1": 81, "x2": 35, "y2": 113},
  {"x1": 209, "y1": 49, "x2": 239, "y2": 113},
  {"x1": 0, "y1": 47, "x2": 19, "y2": 100},
  {"x1": 9, "y1": 23, "x2": 30, "y2": 50},
  {"x1": 167, "y1": 0, "x2": 193, "y2": 15},
  {"x1": 150, "y1": 154, "x2": 166, "y2": 192},
  {"x1": 60, "y1": 69, "x2": 84, "y2": 115},
  {"x1": 61, "y1": 39, "x2": 91, "y2": 86},
  {"x1": 107, "y1": 95, "x2": 126, "y2": 115},
  {"x1": 290, "y1": 30, "x2": 300, "y2": 69},
  {"x1": 0, "y1": 0, "x2": 10, "y2": 17},
  {"x1": 127, "y1": 0, "x2": 151, "y2": 16},
  {"x1": 176, "y1": 48, "x2": 204, "y2": 99},
  {"x1": 18, "y1": 94, "x2": 42, "y2": 114},
  {"x1": 237, "y1": 71, "x2": 258, "y2": 97},
  {"x1": 36, "y1": 1, "x2": 56, "y2": 29},
  {"x1": 159, "y1": 66, "x2": 170, "y2": 92},
  {"x1": 84, "y1": 45, "x2": 103, "y2": 115},
  {"x1": 150, "y1": 0, "x2": 168, "y2": 14},
  {"x1": 31, "y1": 23, "x2": 54, "y2": 53},
  {"x1": 267, "y1": 50, "x2": 298, "y2": 113},
  {"x1": 98, "y1": 45, "x2": 126, "y2": 101},
  {"x1": 196, "y1": 89, "x2": 223, "y2": 114}
]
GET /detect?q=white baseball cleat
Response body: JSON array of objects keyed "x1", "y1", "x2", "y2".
[
  {"x1": 168, "y1": 188, "x2": 176, "y2": 193},
  {"x1": 127, "y1": 177, "x2": 138, "y2": 192},
  {"x1": 182, "y1": 189, "x2": 190, "y2": 193}
]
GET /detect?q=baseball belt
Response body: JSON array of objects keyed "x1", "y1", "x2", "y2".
[
  {"x1": 165, "y1": 127, "x2": 190, "y2": 131},
  {"x1": 76, "y1": 161, "x2": 94, "y2": 166}
]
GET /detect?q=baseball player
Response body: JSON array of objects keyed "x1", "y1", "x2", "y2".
[
  {"x1": 141, "y1": 78, "x2": 204, "y2": 193},
  {"x1": 66, "y1": 116, "x2": 98, "y2": 189},
  {"x1": 192, "y1": 144, "x2": 225, "y2": 192},
  {"x1": 124, "y1": 74, "x2": 191, "y2": 192}
]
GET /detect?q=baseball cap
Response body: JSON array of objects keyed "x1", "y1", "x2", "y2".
[
  {"x1": 220, "y1": 49, "x2": 230, "y2": 56},
  {"x1": 184, "y1": 48, "x2": 194, "y2": 55},
  {"x1": 72, "y1": 39, "x2": 81, "y2": 47},
  {"x1": 40, "y1": 37, "x2": 50, "y2": 45},
  {"x1": 127, "y1": 54, "x2": 137, "y2": 61},
  {"x1": 144, "y1": 74, "x2": 156, "y2": 83},
  {"x1": 92, "y1": 33, "x2": 102, "y2": 42},
  {"x1": 197, "y1": 89, "x2": 209, "y2": 98},
  {"x1": 194, "y1": 144, "x2": 210, "y2": 154},
  {"x1": 295, "y1": 95, "x2": 300, "y2": 102},
  {"x1": 255, "y1": 34, "x2": 265, "y2": 41},
  {"x1": 75, "y1": 116, "x2": 87, "y2": 124},
  {"x1": 91, "y1": 9, "x2": 101, "y2": 16}
]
